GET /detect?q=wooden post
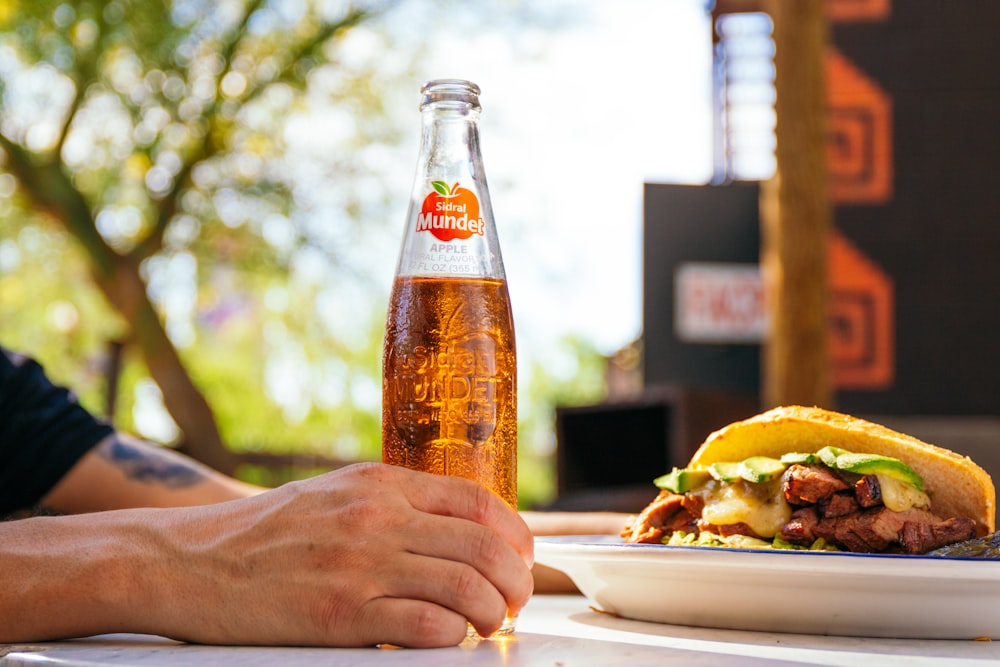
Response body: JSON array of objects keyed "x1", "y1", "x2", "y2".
[{"x1": 760, "y1": 0, "x2": 833, "y2": 408}]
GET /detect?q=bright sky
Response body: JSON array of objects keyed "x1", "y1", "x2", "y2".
[
  {"x1": 261, "y1": 0, "x2": 718, "y2": 434},
  {"x1": 415, "y1": 1, "x2": 716, "y2": 359}
]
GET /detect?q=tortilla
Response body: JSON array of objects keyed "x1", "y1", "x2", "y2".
[{"x1": 687, "y1": 406, "x2": 996, "y2": 535}]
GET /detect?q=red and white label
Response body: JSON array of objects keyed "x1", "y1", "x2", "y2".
[
  {"x1": 674, "y1": 263, "x2": 768, "y2": 343},
  {"x1": 416, "y1": 181, "x2": 485, "y2": 242}
]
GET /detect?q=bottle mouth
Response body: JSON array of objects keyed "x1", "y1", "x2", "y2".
[{"x1": 420, "y1": 79, "x2": 481, "y2": 111}]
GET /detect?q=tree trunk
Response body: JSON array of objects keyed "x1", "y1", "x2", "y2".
[
  {"x1": 760, "y1": 0, "x2": 833, "y2": 408},
  {"x1": 0, "y1": 141, "x2": 236, "y2": 474},
  {"x1": 98, "y1": 256, "x2": 239, "y2": 475}
]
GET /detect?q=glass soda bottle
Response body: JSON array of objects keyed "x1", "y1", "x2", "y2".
[{"x1": 382, "y1": 81, "x2": 517, "y2": 519}]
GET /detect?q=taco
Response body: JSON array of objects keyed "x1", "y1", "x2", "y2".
[{"x1": 621, "y1": 406, "x2": 996, "y2": 554}]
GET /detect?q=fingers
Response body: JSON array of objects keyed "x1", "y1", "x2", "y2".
[
  {"x1": 401, "y1": 511, "x2": 533, "y2": 617},
  {"x1": 396, "y1": 467, "x2": 535, "y2": 568},
  {"x1": 354, "y1": 597, "x2": 468, "y2": 648},
  {"x1": 310, "y1": 541, "x2": 516, "y2": 645},
  {"x1": 299, "y1": 464, "x2": 535, "y2": 646},
  {"x1": 383, "y1": 465, "x2": 535, "y2": 618},
  {"x1": 382, "y1": 551, "x2": 511, "y2": 637}
]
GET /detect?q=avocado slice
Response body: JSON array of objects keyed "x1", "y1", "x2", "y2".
[
  {"x1": 832, "y1": 452, "x2": 925, "y2": 492},
  {"x1": 709, "y1": 461, "x2": 743, "y2": 483},
  {"x1": 654, "y1": 467, "x2": 712, "y2": 494},
  {"x1": 780, "y1": 452, "x2": 819, "y2": 465},
  {"x1": 817, "y1": 445, "x2": 850, "y2": 468},
  {"x1": 738, "y1": 456, "x2": 788, "y2": 483}
]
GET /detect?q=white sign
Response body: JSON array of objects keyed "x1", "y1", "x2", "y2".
[{"x1": 674, "y1": 262, "x2": 768, "y2": 343}]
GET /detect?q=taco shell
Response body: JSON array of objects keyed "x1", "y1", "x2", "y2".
[{"x1": 688, "y1": 405, "x2": 996, "y2": 535}]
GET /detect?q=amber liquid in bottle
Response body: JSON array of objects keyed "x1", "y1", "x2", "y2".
[{"x1": 382, "y1": 276, "x2": 517, "y2": 507}]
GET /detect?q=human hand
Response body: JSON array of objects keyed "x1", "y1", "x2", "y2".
[{"x1": 135, "y1": 462, "x2": 534, "y2": 647}]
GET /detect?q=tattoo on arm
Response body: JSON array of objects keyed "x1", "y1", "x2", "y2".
[{"x1": 98, "y1": 437, "x2": 206, "y2": 489}]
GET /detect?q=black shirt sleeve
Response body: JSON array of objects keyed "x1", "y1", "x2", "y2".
[{"x1": 0, "y1": 347, "x2": 113, "y2": 513}]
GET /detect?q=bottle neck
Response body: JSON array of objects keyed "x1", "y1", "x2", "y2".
[
  {"x1": 416, "y1": 105, "x2": 483, "y2": 191},
  {"x1": 416, "y1": 79, "x2": 484, "y2": 183},
  {"x1": 395, "y1": 81, "x2": 504, "y2": 281}
]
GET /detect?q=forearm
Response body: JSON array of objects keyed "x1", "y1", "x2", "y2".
[
  {"x1": 0, "y1": 502, "x2": 260, "y2": 643},
  {"x1": 42, "y1": 434, "x2": 265, "y2": 514},
  {"x1": 0, "y1": 510, "x2": 160, "y2": 641}
]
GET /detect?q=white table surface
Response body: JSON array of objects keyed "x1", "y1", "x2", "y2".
[{"x1": 2, "y1": 594, "x2": 998, "y2": 666}]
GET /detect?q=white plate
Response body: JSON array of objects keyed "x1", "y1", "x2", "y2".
[{"x1": 534, "y1": 536, "x2": 1000, "y2": 639}]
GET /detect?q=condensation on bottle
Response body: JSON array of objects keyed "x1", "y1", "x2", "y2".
[{"x1": 382, "y1": 79, "x2": 517, "y2": 513}]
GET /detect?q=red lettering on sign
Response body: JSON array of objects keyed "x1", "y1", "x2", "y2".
[{"x1": 675, "y1": 264, "x2": 767, "y2": 343}]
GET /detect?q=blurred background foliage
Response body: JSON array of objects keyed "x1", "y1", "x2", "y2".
[{"x1": 0, "y1": 0, "x2": 607, "y2": 508}]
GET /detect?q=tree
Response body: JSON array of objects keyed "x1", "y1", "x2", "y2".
[
  {"x1": 0, "y1": 1, "x2": 597, "y2": 500},
  {"x1": 0, "y1": 0, "x2": 388, "y2": 472}
]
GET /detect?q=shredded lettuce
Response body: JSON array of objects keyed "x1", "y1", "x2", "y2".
[{"x1": 664, "y1": 531, "x2": 839, "y2": 551}]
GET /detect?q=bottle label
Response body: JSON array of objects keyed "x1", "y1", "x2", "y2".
[{"x1": 416, "y1": 181, "x2": 485, "y2": 242}]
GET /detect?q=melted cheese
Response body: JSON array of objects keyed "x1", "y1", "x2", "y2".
[
  {"x1": 698, "y1": 479, "x2": 792, "y2": 538},
  {"x1": 876, "y1": 474, "x2": 931, "y2": 512}
]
